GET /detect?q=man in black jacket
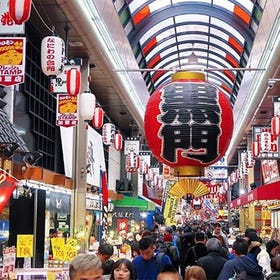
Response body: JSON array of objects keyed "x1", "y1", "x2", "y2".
[
  {"x1": 182, "y1": 232, "x2": 207, "y2": 274},
  {"x1": 197, "y1": 238, "x2": 228, "y2": 280}
]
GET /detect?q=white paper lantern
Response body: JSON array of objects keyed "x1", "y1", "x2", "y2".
[
  {"x1": 126, "y1": 153, "x2": 140, "y2": 173},
  {"x1": 41, "y1": 36, "x2": 65, "y2": 76},
  {"x1": 79, "y1": 91, "x2": 96, "y2": 120},
  {"x1": 102, "y1": 123, "x2": 116, "y2": 145},
  {"x1": 9, "y1": 0, "x2": 32, "y2": 24}
]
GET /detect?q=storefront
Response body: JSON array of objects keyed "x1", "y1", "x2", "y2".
[
  {"x1": 230, "y1": 181, "x2": 280, "y2": 235},
  {"x1": 108, "y1": 196, "x2": 155, "y2": 243}
]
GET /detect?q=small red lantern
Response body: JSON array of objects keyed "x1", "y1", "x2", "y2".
[
  {"x1": 92, "y1": 107, "x2": 104, "y2": 129},
  {"x1": 252, "y1": 141, "x2": 260, "y2": 158},
  {"x1": 66, "y1": 68, "x2": 81, "y2": 96},
  {"x1": 41, "y1": 36, "x2": 65, "y2": 76},
  {"x1": 9, "y1": 0, "x2": 32, "y2": 25},
  {"x1": 102, "y1": 123, "x2": 115, "y2": 145},
  {"x1": 114, "y1": 132, "x2": 123, "y2": 151},
  {"x1": 271, "y1": 116, "x2": 280, "y2": 137},
  {"x1": 144, "y1": 72, "x2": 233, "y2": 174}
]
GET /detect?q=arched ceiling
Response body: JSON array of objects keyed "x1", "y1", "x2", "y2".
[{"x1": 115, "y1": 0, "x2": 264, "y2": 105}]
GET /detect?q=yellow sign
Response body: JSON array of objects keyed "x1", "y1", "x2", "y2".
[
  {"x1": 46, "y1": 271, "x2": 56, "y2": 280},
  {"x1": 163, "y1": 194, "x2": 179, "y2": 226},
  {"x1": 51, "y1": 238, "x2": 65, "y2": 261},
  {"x1": 16, "y1": 235, "x2": 33, "y2": 258},
  {"x1": 65, "y1": 238, "x2": 77, "y2": 261}
]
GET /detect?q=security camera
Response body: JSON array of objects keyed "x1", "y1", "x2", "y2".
[{"x1": 268, "y1": 79, "x2": 276, "y2": 89}]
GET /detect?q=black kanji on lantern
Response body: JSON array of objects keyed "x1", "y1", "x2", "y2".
[{"x1": 158, "y1": 82, "x2": 221, "y2": 164}]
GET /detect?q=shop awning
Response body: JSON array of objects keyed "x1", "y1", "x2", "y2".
[
  {"x1": 230, "y1": 181, "x2": 280, "y2": 208},
  {"x1": 113, "y1": 195, "x2": 149, "y2": 211}
]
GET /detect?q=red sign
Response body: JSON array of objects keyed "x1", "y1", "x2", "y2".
[{"x1": 0, "y1": 37, "x2": 26, "y2": 86}]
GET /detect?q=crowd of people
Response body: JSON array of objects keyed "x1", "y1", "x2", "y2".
[{"x1": 68, "y1": 222, "x2": 280, "y2": 280}]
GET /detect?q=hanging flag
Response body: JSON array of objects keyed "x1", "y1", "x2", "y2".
[{"x1": 101, "y1": 170, "x2": 108, "y2": 242}]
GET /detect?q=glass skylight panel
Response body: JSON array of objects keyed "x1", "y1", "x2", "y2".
[
  {"x1": 213, "y1": 0, "x2": 234, "y2": 13},
  {"x1": 154, "y1": 74, "x2": 171, "y2": 88},
  {"x1": 178, "y1": 34, "x2": 208, "y2": 44},
  {"x1": 176, "y1": 24, "x2": 209, "y2": 33},
  {"x1": 149, "y1": 0, "x2": 171, "y2": 12},
  {"x1": 128, "y1": 0, "x2": 149, "y2": 14},
  {"x1": 140, "y1": 18, "x2": 174, "y2": 44},
  {"x1": 175, "y1": 14, "x2": 209, "y2": 24},
  {"x1": 173, "y1": 0, "x2": 211, "y2": 3},
  {"x1": 145, "y1": 38, "x2": 177, "y2": 61},
  {"x1": 156, "y1": 27, "x2": 176, "y2": 42},
  {"x1": 161, "y1": 47, "x2": 178, "y2": 59},
  {"x1": 210, "y1": 71, "x2": 234, "y2": 85},
  {"x1": 235, "y1": 0, "x2": 254, "y2": 13},
  {"x1": 210, "y1": 37, "x2": 239, "y2": 60},
  {"x1": 210, "y1": 28, "x2": 229, "y2": 42},
  {"x1": 211, "y1": 18, "x2": 244, "y2": 43}
]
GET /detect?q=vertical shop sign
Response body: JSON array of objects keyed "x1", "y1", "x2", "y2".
[
  {"x1": 253, "y1": 126, "x2": 280, "y2": 158},
  {"x1": 163, "y1": 194, "x2": 179, "y2": 226},
  {"x1": 0, "y1": 1, "x2": 24, "y2": 34},
  {"x1": 56, "y1": 93, "x2": 78, "y2": 127},
  {"x1": 0, "y1": 37, "x2": 26, "y2": 86},
  {"x1": 101, "y1": 170, "x2": 109, "y2": 242}
]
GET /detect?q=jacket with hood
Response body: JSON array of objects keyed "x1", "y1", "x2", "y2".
[{"x1": 217, "y1": 255, "x2": 264, "y2": 280}]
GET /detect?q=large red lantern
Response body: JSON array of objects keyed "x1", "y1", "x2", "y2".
[
  {"x1": 92, "y1": 107, "x2": 104, "y2": 129},
  {"x1": 9, "y1": 0, "x2": 32, "y2": 25},
  {"x1": 271, "y1": 116, "x2": 280, "y2": 137},
  {"x1": 144, "y1": 72, "x2": 233, "y2": 175},
  {"x1": 41, "y1": 36, "x2": 65, "y2": 76},
  {"x1": 66, "y1": 68, "x2": 81, "y2": 96}
]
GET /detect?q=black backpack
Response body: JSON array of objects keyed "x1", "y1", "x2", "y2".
[{"x1": 158, "y1": 242, "x2": 179, "y2": 264}]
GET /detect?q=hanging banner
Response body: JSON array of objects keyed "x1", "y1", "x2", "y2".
[
  {"x1": 163, "y1": 194, "x2": 179, "y2": 226},
  {"x1": 0, "y1": 37, "x2": 26, "y2": 86},
  {"x1": 124, "y1": 138, "x2": 140, "y2": 155},
  {"x1": 56, "y1": 93, "x2": 78, "y2": 127},
  {"x1": 0, "y1": 1, "x2": 24, "y2": 34},
  {"x1": 117, "y1": 219, "x2": 129, "y2": 234}
]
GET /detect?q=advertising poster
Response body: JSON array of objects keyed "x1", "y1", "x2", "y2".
[
  {"x1": 0, "y1": 37, "x2": 26, "y2": 86},
  {"x1": 56, "y1": 94, "x2": 78, "y2": 127}
]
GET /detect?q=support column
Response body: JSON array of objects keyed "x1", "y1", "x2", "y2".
[{"x1": 70, "y1": 60, "x2": 90, "y2": 252}]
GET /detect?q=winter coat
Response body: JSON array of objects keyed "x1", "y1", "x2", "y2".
[
  {"x1": 267, "y1": 270, "x2": 280, "y2": 280},
  {"x1": 197, "y1": 251, "x2": 228, "y2": 280},
  {"x1": 182, "y1": 242, "x2": 208, "y2": 273},
  {"x1": 217, "y1": 255, "x2": 264, "y2": 280}
]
